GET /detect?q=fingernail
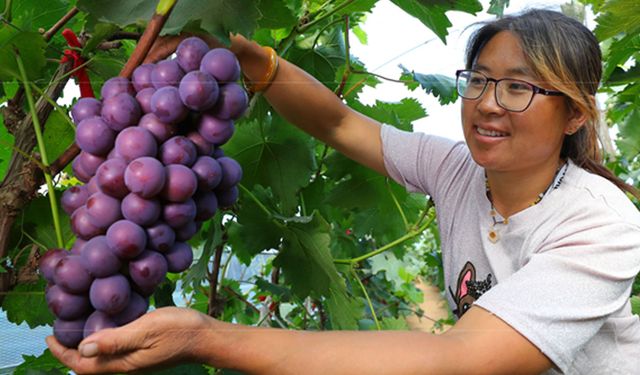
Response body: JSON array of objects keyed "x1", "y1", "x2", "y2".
[{"x1": 79, "y1": 342, "x2": 98, "y2": 357}]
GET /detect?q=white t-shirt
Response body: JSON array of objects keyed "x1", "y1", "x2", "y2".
[{"x1": 381, "y1": 125, "x2": 640, "y2": 374}]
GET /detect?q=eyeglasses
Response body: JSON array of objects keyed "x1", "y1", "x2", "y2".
[{"x1": 455, "y1": 69, "x2": 564, "y2": 112}]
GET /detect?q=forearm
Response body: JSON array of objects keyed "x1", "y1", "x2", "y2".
[{"x1": 200, "y1": 320, "x2": 460, "y2": 375}]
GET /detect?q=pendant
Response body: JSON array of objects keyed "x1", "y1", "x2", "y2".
[{"x1": 488, "y1": 228, "x2": 499, "y2": 243}]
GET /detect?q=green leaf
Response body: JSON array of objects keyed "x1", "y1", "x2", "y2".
[
  {"x1": 227, "y1": 186, "x2": 282, "y2": 264},
  {"x1": 42, "y1": 109, "x2": 75, "y2": 161},
  {"x1": 257, "y1": 0, "x2": 298, "y2": 29},
  {"x1": 12, "y1": 195, "x2": 74, "y2": 251},
  {"x1": 606, "y1": 64, "x2": 640, "y2": 86},
  {"x1": 2, "y1": 278, "x2": 53, "y2": 328},
  {"x1": 13, "y1": 349, "x2": 68, "y2": 375},
  {"x1": 594, "y1": 0, "x2": 640, "y2": 40},
  {"x1": 0, "y1": 29, "x2": 46, "y2": 81},
  {"x1": 380, "y1": 316, "x2": 409, "y2": 330},
  {"x1": 487, "y1": 0, "x2": 509, "y2": 17},
  {"x1": 274, "y1": 212, "x2": 358, "y2": 329},
  {"x1": 602, "y1": 34, "x2": 640, "y2": 82},
  {"x1": 183, "y1": 216, "x2": 223, "y2": 289},
  {"x1": 401, "y1": 66, "x2": 458, "y2": 105},
  {"x1": 350, "y1": 98, "x2": 426, "y2": 132},
  {"x1": 616, "y1": 108, "x2": 640, "y2": 159},
  {"x1": 289, "y1": 46, "x2": 343, "y2": 91},
  {"x1": 83, "y1": 23, "x2": 120, "y2": 54},
  {"x1": 11, "y1": 0, "x2": 68, "y2": 31},
  {"x1": 631, "y1": 295, "x2": 640, "y2": 316},
  {"x1": 0, "y1": 112, "x2": 15, "y2": 180},
  {"x1": 390, "y1": 0, "x2": 482, "y2": 43},
  {"x1": 335, "y1": 0, "x2": 378, "y2": 15},
  {"x1": 224, "y1": 119, "x2": 315, "y2": 214}
]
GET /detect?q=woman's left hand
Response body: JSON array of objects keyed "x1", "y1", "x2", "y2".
[{"x1": 46, "y1": 306, "x2": 217, "y2": 374}]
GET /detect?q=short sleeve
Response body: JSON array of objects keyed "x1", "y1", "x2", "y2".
[
  {"x1": 380, "y1": 125, "x2": 467, "y2": 198},
  {"x1": 474, "y1": 216, "x2": 640, "y2": 373}
]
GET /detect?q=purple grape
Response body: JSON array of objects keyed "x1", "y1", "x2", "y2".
[
  {"x1": 178, "y1": 71, "x2": 219, "y2": 111},
  {"x1": 85, "y1": 192, "x2": 122, "y2": 229},
  {"x1": 150, "y1": 86, "x2": 188, "y2": 124},
  {"x1": 90, "y1": 274, "x2": 131, "y2": 314},
  {"x1": 39, "y1": 249, "x2": 67, "y2": 283},
  {"x1": 53, "y1": 255, "x2": 93, "y2": 294},
  {"x1": 138, "y1": 113, "x2": 176, "y2": 143},
  {"x1": 70, "y1": 238, "x2": 86, "y2": 255},
  {"x1": 194, "y1": 191, "x2": 218, "y2": 221},
  {"x1": 54, "y1": 318, "x2": 86, "y2": 348},
  {"x1": 159, "y1": 136, "x2": 197, "y2": 166},
  {"x1": 163, "y1": 199, "x2": 196, "y2": 228},
  {"x1": 197, "y1": 114, "x2": 234, "y2": 145},
  {"x1": 145, "y1": 222, "x2": 175, "y2": 253},
  {"x1": 132, "y1": 63, "x2": 155, "y2": 92},
  {"x1": 71, "y1": 206, "x2": 105, "y2": 240},
  {"x1": 200, "y1": 48, "x2": 241, "y2": 83},
  {"x1": 114, "y1": 126, "x2": 157, "y2": 162},
  {"x1": 83, "y1": 310, "x2": 117, "y2": 338},
  {"x1": 216, "y1": 185, "x2": 239, "y2": 208},
  {"x1": 80, "y1": 236, "x2": 122, "y2": 278},
  {"x1": 176, "y1": 37, "x2": 210, "y2": 72},
  {"x1": 124, "y1": 156, "x2": 166, "y2": 198},
  {"x1": 61, "y1": 186, "x2": 89, "y2": 215},
  {"x1": 101, "y1": 77, "x2": 135, "y2": 99},
  {"x1": 151, "y1": 59, "x2": 184, "y2": 88},
  {"x1": 71, "y1": 98, "x2": 102, "y2": 124},
  {"x1": 76, "y1": 151, "x2": 106, "y2": 177},
  {"x1": 211, "y1": 83, "x2": 248, "y2": 120},
  {"x1": 212, "y1": 147, "x2": 225, "y2": 158},
  {"x1": 186, "y1": 131, "x2": 213, "y2": 156},
  {"x1": 164, "y1": 242, "x2": 193, "y2": 273},
  {"x1": 192, "y1": 156, "x2": 223, "y2": 190},
  {"x1": 217, "y1": 156, "x2": 243, "y2": 190},
  {"x1": 135, "y1": 87, "x2": 155, "y2": 113},
  {"x1": 175, "y1": 221, "x2": 199, "y2": 242},
  {"x1": 46, "y1": 284, "x2": 91, "y2": 320},
  {"x1": 129, "y1": 250, "x2": 168, "y2": 290},
  {"x1": 106, "y1": 220, "x2": 147, "y2": 259},
  {"x1": 112, "y1": 292, "x2": 148, "y2": 325},
  {"x1": 161, "y1": 164, "x2": 198, "y2": 202},
  {"x1": 75, "y1": 117, "x2": 115, "y2": 156},
  {"x1": 121, "y1": 193, "x2": 161, "y2": 226},
  {"x1": 95, "y1": 158, "x2": 129, "y2": 198},
  {"x1": 101, "y1": 92, "x2": 141, "y2": 131},
  {"x1": 85, "y1": 177, "x2": 101, "y2": 196},
  {"x1": 71, "y1": 156, "x2": 92, "y2": 183}
]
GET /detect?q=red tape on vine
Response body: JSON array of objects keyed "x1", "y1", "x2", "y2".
[{"x1": 60, "y1": 28, "x2": 94, "y2": 98}]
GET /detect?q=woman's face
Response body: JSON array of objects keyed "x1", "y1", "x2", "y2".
[{"x1": 461, "y1": 31, "x2": 573, "y2": 174}]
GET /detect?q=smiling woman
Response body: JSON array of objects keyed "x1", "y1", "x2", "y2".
[{"x1": 47, "y1": 7, "x2": 640, "y2": 375}]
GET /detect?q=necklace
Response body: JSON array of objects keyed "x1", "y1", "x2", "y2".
[{"x1": 486, "y1": 161, "x2": 568, "y2": 243}]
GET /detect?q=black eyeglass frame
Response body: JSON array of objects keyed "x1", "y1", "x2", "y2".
[{"x1": 455, "y1": 69, "x2": 565, "y2": 112}]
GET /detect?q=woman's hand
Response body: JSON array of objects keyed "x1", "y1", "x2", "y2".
[{"x1": 46, "y1": 306, "x2": 218, "y2": 374}]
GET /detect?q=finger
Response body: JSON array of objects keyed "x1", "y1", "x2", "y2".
[{"x1": 78, "y1": 324, "x2": 146, "y2": 357}]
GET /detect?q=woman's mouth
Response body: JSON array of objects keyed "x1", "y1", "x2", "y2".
[{"x1": 475, "y1": 126, "x2": 509, "y2": 137}]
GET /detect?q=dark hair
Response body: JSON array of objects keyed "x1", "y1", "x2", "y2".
[{"x1": 465, "y1": 9, "x2": 640, "y2": 199}]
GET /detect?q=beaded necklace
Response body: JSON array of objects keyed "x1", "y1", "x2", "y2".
[{"x1": 486, "y1": 161, "x2": 568, "y2": 243}]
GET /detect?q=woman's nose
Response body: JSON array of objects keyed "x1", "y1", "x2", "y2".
[{"x1": 476, "y1": 82, "x2": 505, "y2": 115}]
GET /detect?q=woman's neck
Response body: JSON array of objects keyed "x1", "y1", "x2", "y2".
[{"x1": 485, "y1": 158, "x2": 565, "y2": 218}]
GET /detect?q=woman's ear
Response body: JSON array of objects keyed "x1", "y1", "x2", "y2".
[{"x1": 564, "y1": 96, "x2": 591, "y2": 135}]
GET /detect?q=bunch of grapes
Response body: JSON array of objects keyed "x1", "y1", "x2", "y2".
[{"x1": 40, "y1": 37, "x2": 247, "y2": 348}]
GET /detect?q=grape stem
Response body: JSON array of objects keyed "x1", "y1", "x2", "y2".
[
  {"x1": 15, "y1": 51, "x2": 64, "y2": 248},
  {"x1": 352, "y1": 267, "x2": 381, "y2": 330},
  {"x1": 43, "y1": 6, "x2": 79, "y2": 41}
]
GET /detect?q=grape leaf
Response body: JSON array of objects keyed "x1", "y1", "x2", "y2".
[
  {"x1": 487, "y1": 0, "x2": 509, "y2": 17},
  {"x1": 275, "y1": 212, "x2": 358, "y2": 329},
  {"x1": 0, "y1": 29, "x2": 47, "y2": 81},
  {"x1": 2, "y1": 278, "x2": 54, "y2": 328},
  {"x1": 594, "y1": 0, "x2": 640, "y2": 41},
  {"x1": 227, "y1": 185, "x2": 282, "y2": 264},
  {"x1": 11, "y1": 0, "x2": 68, "y2": 31},
  {"x1": 390, "y1": 0, "x2": 482, "y2": 43},
  {"x1": 257, "y1": 0, "x2": 298, "y2": 29},
  {"x1": 224, "y1": 119, "x2": 315, "y2": 215},
  {"x1": 350, "y1": 97, "x2": 426, "y2": 132},
  {"x1": 602, "y1": 34, "x2": 640, "y2": 82},
  {"x1": 12, "y1": 195, "x2": 74, "y2": 252},
  {"x1": 401, "y1": 66, "x2": 458, "y2": 105},
  {"x1": 631, "y1": 295, "x2": 640, "y2": 316},
  {"x1": 0, "y1": 113, "x2": 15, "y2": 180},
  {"x1": 13, "y1": 349, "x2": 68, "y2": 375},
  {"x1": 42, "y1": 109, "x2": 75, "y2": 162},
  {"x1": 335, "y1": 0, "x2": 378, "y2": 15}
]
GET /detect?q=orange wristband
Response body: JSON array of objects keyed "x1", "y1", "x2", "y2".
[{"x1": 243, "y1": 46, "x2": 279, "y2": 94}]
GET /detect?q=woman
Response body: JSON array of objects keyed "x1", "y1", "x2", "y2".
[{"x1": 47, "y1": 9, "x2": 640, "y2": 374}]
